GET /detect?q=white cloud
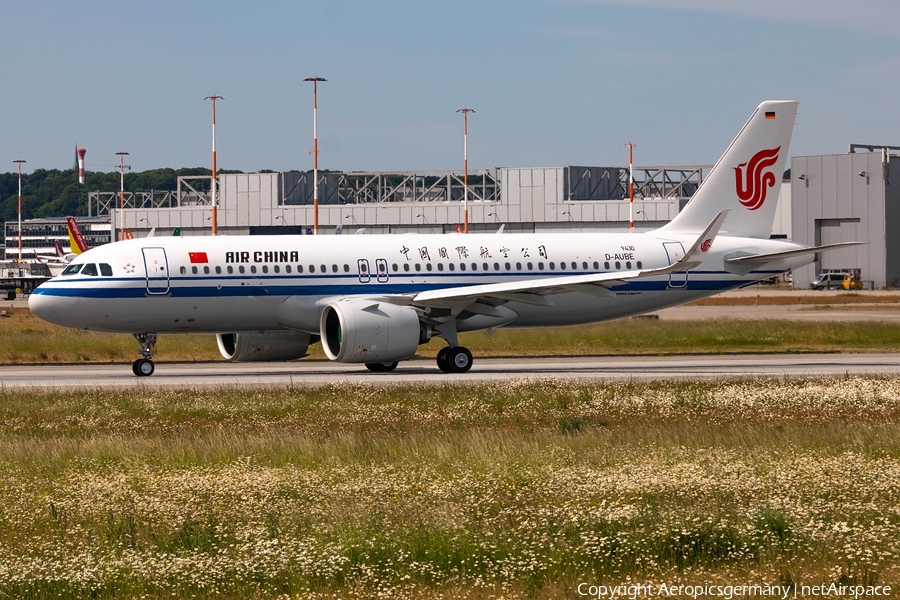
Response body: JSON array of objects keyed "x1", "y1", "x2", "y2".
[{"x1": 552, "y1": 0, "x2": 900, "y2": 34}]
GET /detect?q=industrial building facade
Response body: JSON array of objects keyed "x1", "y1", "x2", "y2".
[{"x1": 109, "y1": 166, "x2": 704, "y2": 240}]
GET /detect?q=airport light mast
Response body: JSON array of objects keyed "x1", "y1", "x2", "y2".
[
  {"x1": 13, "y1": 159, "x2": 26, "y2": 261},
  {"x1": 116, "y1": 152, "x2": 130, "y2": 241},
  {"x1": 457, "y1": 107, "x2": 474, "y2": 233},
  {"x1": 205, "y1": 95, "x2": 224, "y2": 235},
  {"x1": 624, "y1": 142, "x2": 636, "y2": 231},
  {"x1": 304, "y1": 76, "x2": 326, "y2": 235}
]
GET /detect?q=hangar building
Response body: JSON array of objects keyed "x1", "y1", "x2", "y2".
[{"x1": 790, "y1": 145, "x2": 899, "y2": 288}]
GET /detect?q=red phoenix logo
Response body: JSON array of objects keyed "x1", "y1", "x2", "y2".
[
  {"x1": 700, "y1": 238, "x2": 712, "y2": 253},
  {"x1": 733, "y1": 146, "x2": 780, "y2": 211}
]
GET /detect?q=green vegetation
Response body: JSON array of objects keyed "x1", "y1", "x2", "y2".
[
  {"x1": 2, "y1": 307, "x2": 900, "y2": 364},
  {"x1": 0, "y1": 379, "x2": 898, "y2": 597}
]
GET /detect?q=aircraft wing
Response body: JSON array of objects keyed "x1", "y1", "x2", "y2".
[{"x1": 411, "y1": 210, "x2": 728, "y2": 308}]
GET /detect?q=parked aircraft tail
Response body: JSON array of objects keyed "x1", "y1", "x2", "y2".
[
  {"x1": 66, "y1": 217, "x2": 89, "y2": 254},
  {"x1": 659, "y1": 100, "x2": 798, "y2": 239}
]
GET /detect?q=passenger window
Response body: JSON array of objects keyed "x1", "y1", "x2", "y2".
[
  {"x1": 549, "y1": 262, "x2": 556, "y2": 270},
  {"x1": 626, "y1": 261, "x2": 632, "y2": 269},
  {"x1": 437, "y1": 263, "x2": 444, "y2": 271},
  {"x1": 273, "y1": 265, "x2": 279, "y2": 274},
  {"x1": 403, "y1": 263, "x2": 410, "y2": 272},
  {"x1": 285, "y1": 265, "x2": 292, "y2": 274},
  {"x1": 345, "y1": 264, "x2": 351, "y2": 273},
  {"x1": 615, "y1": 262, "x2": 621, "y2": 269},
  {"x1": 459, "y1": 263, "x2": 466, "y2": 271},
  {"x1": 593, "y1": 261, "x2": 599, "y2": 269},
  {"x1": 415, "y1": 264, "x2": 421, "y2": 272},
  {"x1": 559, "y1": 262, "x2": 565, "y2": 270},
  {"x1": 309, "y1": 265, "x2": 316, "y2": 273},
  {"x1": 227, "y1": 266, "x2": 233, "y2": 274},
  {"x1": 216, "y1": 266, "x2": 222, "y2": 274},
  {"x1": 262, "y1": 265, "x2": 268, "y2": 274},
  {"x1": 81, "y1": 264, "x2": 98, "y2": 276},
  {"x1": 505, "y1": 262, "x2": 511, "y2": 270},
  {"x1": 320, "y1": 264, "x2": 326, "y2": 272},
  {"x1": 426, "y1": 263, "x2": 433, "y2": 271},
  {"x1": 604, "y1": 261, "x2": 610, "y2": 270},
  {"x1": 636, "y1": 261, "x2": 643, "y2": 269},
  {"x1": 100, "y1": 263, "x2": 113, "y2": 276},
  {"x1": 527, "y1": 262, "x2": 533, "y2": 270},
  {"x1": 61, "y1": 264, "x2": 83, "y2": 276},
  {"x1": 180, "y1": 266, "x2": 187, "y2": 275},
  {"x1": 250, "y1": 266, "x2": 257, "y2": 274},
  {"x1": 239, "y1": 266, "x2": 245, "y2": 274},
  {"x1": 204, "y1": 266, "x2": 210, "y2": 274}
]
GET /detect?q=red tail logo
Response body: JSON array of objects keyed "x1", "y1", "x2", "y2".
[
  {"x1": 700, "y1": 238, "x2": 712, "y2": 253},
  {"x1": 733, "y1": 146, "x2": 780, "y2": 211}
]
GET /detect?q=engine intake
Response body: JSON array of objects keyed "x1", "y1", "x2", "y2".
[
  {"x1": 320, "y1": 299, "x2": 427, "y2": 363},
  {"x1": 216, "y1": 331, "x2": 311, "y2": 362}
]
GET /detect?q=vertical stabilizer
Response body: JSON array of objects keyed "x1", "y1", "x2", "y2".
[{"x1": 658, "y1": 100, "x2": 798, "y2": 238}]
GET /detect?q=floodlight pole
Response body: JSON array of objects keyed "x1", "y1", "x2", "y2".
[
  {"x1": 205, "y1": 95, "x2": 224, "y2": 235},
  {"x1": 624, "y1": 142, "x2": 636, "y2": 230},
  {"x1": 304, "y1": 76, "x2": 326, "y2": 235},
  {"x1": 13, "y1": 159, "x2": 26, "y2": 261},
  {"x1": 457, "y1": 107, "x2": 475, "y2": 233},
  {"x1": 116, "y1": 152, "x2": 130, "y2": 241}
]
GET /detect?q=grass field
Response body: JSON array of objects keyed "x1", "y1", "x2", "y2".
[
  {"x1": 4, "y1": 305, "x2": 900, "y2": 365},
  {"x1": 1, "y1": 379, "x2": 898, "y2": 598}
]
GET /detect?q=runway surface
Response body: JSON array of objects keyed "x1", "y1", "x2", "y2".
[{"x1": 4, "y1": 353, "x2": 900, "y2": 389}]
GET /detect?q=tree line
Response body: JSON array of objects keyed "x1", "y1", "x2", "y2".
[{"x1": 0, "y1": 167, "x2": 245, "y2": 243}]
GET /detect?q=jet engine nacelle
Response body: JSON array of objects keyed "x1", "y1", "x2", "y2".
[
  {"x1": 216, "y1": 331, "x2": 312, "y2": 362},
  {"x1": 320, "y1": 299, "x2": 428, "y2": 363}
]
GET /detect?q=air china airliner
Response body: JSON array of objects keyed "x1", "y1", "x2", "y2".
[{"x1": 29, "y1": 101, "x2": 856, "y2": 376}]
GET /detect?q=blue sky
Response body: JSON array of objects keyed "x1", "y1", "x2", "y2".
[{"x1": 2, "y1": 0, "x2": 899, "y2": 174}]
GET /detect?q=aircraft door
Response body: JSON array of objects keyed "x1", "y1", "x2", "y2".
[
  {"x1": 142, "y1": 247, "x2": 170, "y2": 295},
  {"x1": 662, "y1": 242, "x2": 688, "y2": 288},
  {"x1": 375, "y1": 258, "x2": 389, "y2": 283},
  {"x1": 357, "y1": 259, "x2": 371, "y2": 283}
]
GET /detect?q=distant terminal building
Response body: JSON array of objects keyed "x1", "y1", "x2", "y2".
[{"x1": 2, "y1": 217, "x2": 110, "y2": 261}]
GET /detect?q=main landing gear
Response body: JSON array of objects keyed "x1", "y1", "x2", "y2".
[
  {"x1": 433, "y1": 321, "x2": 473, "y2": 374},
  {"x1": 365, "y1": 362, "x2": 399, "y2": 372},
  {"x1": 132, "y1": 332, "x2": 157, "y2": 377},
  {"x1": 436, "y1": 346, "x2": 473, "y2": 373}
]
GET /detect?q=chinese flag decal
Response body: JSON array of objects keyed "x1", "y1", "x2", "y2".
[{"x1": 189, "y1": 252, "x2": 209, "y2": 264}]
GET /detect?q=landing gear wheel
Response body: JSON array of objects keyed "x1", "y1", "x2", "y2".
[
  {"x1": 436, "y1": 347, "x2": 452, "y2": 373},
  {"x1": 448, "y1": 347, "x2": 473, "y2": 373},
  {"x1": 132, "y1": 333, "x2": 158, "y2": 377},
  {"x1": 132, "y1": 358, "x2": 155, "y2": 377},
  {"x1": 365, "y1": 361, "x2": 398, "y2": 373}
]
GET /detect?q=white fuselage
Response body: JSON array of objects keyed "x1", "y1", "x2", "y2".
[{"x1": 29, "y1": 231, "x2": 810, "y2": 335}]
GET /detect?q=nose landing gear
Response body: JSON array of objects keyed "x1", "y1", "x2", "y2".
[{"x1": 132, "y1": 332, "x2": 157, "y2": 377}]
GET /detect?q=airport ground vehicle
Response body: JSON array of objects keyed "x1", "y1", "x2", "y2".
[{"x1": 810, "y1": 272, "x2": 847, "y2": 290}]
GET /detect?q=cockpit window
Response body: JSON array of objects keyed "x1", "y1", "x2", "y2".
[
  {"x1": 81, "y1": 264, "x2": 98, "y2": 276},
  {"x1": 99, "y1": 263, "x2": 113, "y2": 276},
  {"x1": 61, "y1": 264, "x2": 83, "y2": 276}
]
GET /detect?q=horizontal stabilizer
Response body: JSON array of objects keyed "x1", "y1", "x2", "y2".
[{"x1": 725, "y1": 242, "x2": 864, "y2": 266}]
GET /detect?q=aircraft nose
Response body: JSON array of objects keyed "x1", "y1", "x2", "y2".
[{"x1": 28, "y1": 289, "x2": 69, "y2": 327}]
